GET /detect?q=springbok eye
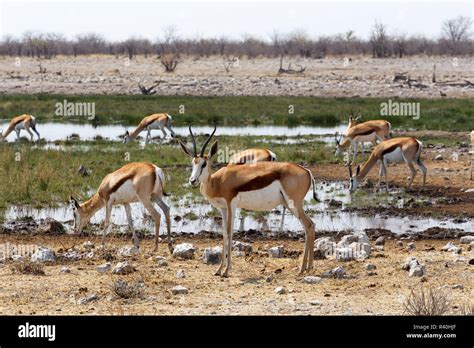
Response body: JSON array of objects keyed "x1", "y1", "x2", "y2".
[{"x1": 201, "y1": 161, "x2": 207, "y2": 168}]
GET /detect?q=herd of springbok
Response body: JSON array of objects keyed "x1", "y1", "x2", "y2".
[{"x1": 1, "y1": 112, "x2": 473, "y2": 277}]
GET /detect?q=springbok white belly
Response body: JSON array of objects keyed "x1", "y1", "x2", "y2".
[
  {"x1": 110, "y1": 180, "x2": 140, "y2": 204},
  {"x1": 146, "y1": 120, "x2": 165, "y2": 130},
  {"x1": 235, "y1": 180, "x2": 284, "y2": 211},
  {"x1": 353, "y1": 132, "x2": 376, "y2": 143},
  {"x1": 383, "y1": 147, "x2": 405, "y2": 163},
  {"x1": 14, "y1": 122, "x2": 25, "y2": 131}
]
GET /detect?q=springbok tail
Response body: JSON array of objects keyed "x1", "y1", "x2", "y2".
[
  {"x1": 268, "y1": 150, "x2": 277, "y2": 162},
  {"x1": 304, "y1": 167, "x2": 319, "y2": 202}
]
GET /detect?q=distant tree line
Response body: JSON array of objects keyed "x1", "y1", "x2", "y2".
[{"x1": 0, "y1": 17, "x2": 472, "y2": 59}]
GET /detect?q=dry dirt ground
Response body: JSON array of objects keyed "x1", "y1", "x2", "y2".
[
  {"x1": 0, "y1": 55, "x2": 473, "y2": 97},
  {"x1": 0, "y1": 235, "x2": 472, "y2": 315}
]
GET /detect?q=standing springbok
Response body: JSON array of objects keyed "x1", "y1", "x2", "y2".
[
  {"x1": 0, "y1": 114, "x2": 40, "y2": 142},
  {"x1": 123, "y1": 113, "x2": 175, "y2": 143},
  {"x1": 179, "y1": 126, "x2": 318, "y2": 277},
  {"x1": 348, "y1": 137, "x2": 427, "y2": 192},
  {"x1": 335, "y1": 118, "x2": 391, "y2": 163},
  {"x1": 70, "y1": 162, "x2": 172, "y2": 252}
]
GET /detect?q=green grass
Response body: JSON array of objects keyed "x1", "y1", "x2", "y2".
[
  {"x1": 0, "y1": 94, "x2": 472, "y2": 130},
  {"x1": 0, "y1": 135, "x2": 332, "y2": 208}
]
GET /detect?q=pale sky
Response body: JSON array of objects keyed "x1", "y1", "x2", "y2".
[{"x1": 0, "y1": 0, "x2": 472, "y2": 41}]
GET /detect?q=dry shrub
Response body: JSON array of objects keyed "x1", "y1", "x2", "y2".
[
  {"x1": 403, "y1": 285, "x2": 451, "y2": 316},
  {"x1": 10, "y1": 260, "x2": 45, "y2": 275},
  {"x1": 160, "y1": 54, "x2": 179, "y2": 72},
  {"x1": 457, "y1": 302, "x2": 474, "y2": 316},
  {"x1": 110, "y1": 278, "x2": 144, "y2": 299}
]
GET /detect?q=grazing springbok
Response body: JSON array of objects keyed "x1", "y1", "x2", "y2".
[
  {"x1": 70, "y1": 162, "x2": 172, "y2": 252},
  {"x1": 335, "y1": 118, "x2": 391, "y2": 163},
  {"x1": 348, "y1": 137, "x2": 427, "y2": 192},
  {"x1": 123, "y1": 113, "x2": 175, "y2": 143},
  {"x1": 0, "y1": 114, "x2": 40, "y2": 142},
  {"x1": 179, "y1": 126, "x2": 318, "y2": 277}
]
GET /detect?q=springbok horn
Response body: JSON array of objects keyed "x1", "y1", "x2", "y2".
[
  {"x1": 188, "y1": 125, "x2": 197, "y2": 156},
  {"x1": 335, "y1": 132, "x2": 339, "y2": 144},
  {"x1": 200, "y1": 125, "x2": 217, "y2": 157},
  {"x1": 347, "y1": 163, "x2": 353, "y2": 177}
]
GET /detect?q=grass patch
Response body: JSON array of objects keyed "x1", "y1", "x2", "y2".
[
  {"x1": 110, "y1": 278, "x2": 144, "y2": 299},
  {"x1": 10, "y1": 260, "x2": 45, "y2": 275},
  {"x1": 0, "y1": 94, "x2": 472, "y2": 130}
]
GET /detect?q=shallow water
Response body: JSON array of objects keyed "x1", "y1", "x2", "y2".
[
  {"x1": 0, "y1": 121, "x2": 347, "y2": 142},
  {"x1": 4, "y1": 182, "x2": 473, "y2": 236}
]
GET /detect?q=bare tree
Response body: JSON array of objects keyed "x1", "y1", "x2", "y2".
[
  {"x1": 370, "y1": 21, "x2": 390, "y2": 58},
  {"x1": 442, "y1": 16, "x2": 473, "y2": 54}
]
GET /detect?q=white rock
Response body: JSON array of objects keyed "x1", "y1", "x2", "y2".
[
  {"x1": 202, "y1": 246, "x2": 222, "y2": 265},
  {"x1": 78, "y1": 294, "x2": 98, "y2": 305},
  {"x1": 176, "y1": 269, "x2": 186, "y2": 279},
  {"x1": 268, "y1": 246, "x2": 284, "y2": 258},
  {"x1": 435, "y1": 154, "x2": 443, "y2": 161},
  {"x1": 96, "y1": 262, "x2": 111, "y2": 273},
  {"x1": 31, "y1": 247, "x2": 56, "y2": 262},
  {"x1": 303, "y1": 276, "x2": 322, "y2": 284},
  {"x1": 335, "y1": 247, "x2": 354, "y2": 261},
  {"x1": 337, "y1": 235, "x2": 359, "y2": 247},
  {"x1": 452, "y1": 284, "x2": 464, "y2": 289},
  {"x1": 463, "y1": 188, "x2": 474, "y2": 193},
  {"x1": 171, "y1": 285, "x2": 188, "y2": 295},
  {"x1": 332, "y1": 266, "x2": 346, "y2": 278},
  {"x1": 157, "y1": 259, "x2": 168, "y2": 267},
  {"x1": 349, "y1": 242, "x2": 371, "y2": 258},
  {"x1": 365, "y1": 263, "x2": 376, "y2": 271},
  {"x1": 356, "y1": 232, "x2": 370, "y2": 244},
  {"x1": 172, "y1": 243, "x2": 196, "y2": 260},
  {"x1": 232, "y1": 241, "x2": 252, "y2": 253},
  {"x1": 375, "y1": 236, "x2": 385, "y2": 246},
  {"x1": 402, "y1": 257, "x2": 420, "y2": 271},
  {"x1": 460, "y1": 236, "x2": 474, "y2": 244},
  {"x1": 409, "y1": 265, "x2": 426, "y2": 277},
  {"x1": 314, "y1": 237, "x2": 334, "y2": 251},
  {"x1": 60, "y1": 266, "x2": 71, "y2": 274},
  {"x1": 441, "y1": 242, "x2": 456, "y2": 251},
  {"x1": 407, "y1": 242, "x2": 416, "y2": 250},
  {"x1": 274, "y1": 286, "x2": 286, "y2": 294},
  {"x1": 62, "y1": 250, "x2": 81, "y2": 261},
  {"x1": 112, "y1": 261, "x2": 135, "y2": 275},
  {"x1": 117, "y1": 245, "x2": 139, "y2": 257},
  {"x1": 83, "y1": 241, "x2": 95, "y2": 250},
  {"x1": 310, "y1": 300, "x2": 322, "y2": 306},
  {"x1": 12, "y1": 255, "x2": 24, "y2": 262}
]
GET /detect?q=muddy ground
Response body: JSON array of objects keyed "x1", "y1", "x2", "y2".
[
  {"x1": 1, "y1": 55, "x2": 473, "y2": 97},
  {"x1": 0, "y1": 234, "x2": 472, "y2": 315}
]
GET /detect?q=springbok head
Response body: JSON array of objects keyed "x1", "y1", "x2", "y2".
[
  {"x1": 178, "y1": 126, "x2": 218, "y2": 187},
  {"x1": 123, "y1": 131, "x2": 131, "y2": 144},
  {"x1": 348, "y1": 164, "x2": 361, "y2": 192},
  {"x1": 69, "y1": 196, "x2": 90, "y2": 234}
]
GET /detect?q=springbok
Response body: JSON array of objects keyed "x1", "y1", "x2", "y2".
[
  {"x1": 348, "y1": 137, "x2": 427, "y2": 192},
  {"x1": 69, "y1": 162, "x2": 172, "y2": 252},
  {"x1": 0, "y1": 114, "x2": 40, "y2": 142},
  {"x1": 335, "y1": 118, "x2": 391, "y2": 163},
  {"x1": 123, "y1": 113, "x2": 175, "y2": 143},
  {"x1": 179, "y1": 126, "x2": 318, "y2": 277}
]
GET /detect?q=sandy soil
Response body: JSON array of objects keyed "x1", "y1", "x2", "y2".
[
  {"x1": 0, "y1": 55, "x2": 473, "y2": 97},
  {"x1": 0, "y1": 235, "x2": 472, "y2": 315}
]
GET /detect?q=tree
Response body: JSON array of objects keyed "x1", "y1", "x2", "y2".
[{"x1": 370, "y1": 21, "x2": 390, "y2": 58}]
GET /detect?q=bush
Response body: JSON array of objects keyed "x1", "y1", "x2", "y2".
[
  {"x1": 403, "y1": 285, "x2": 451, "y2": 316},
  {"x1": 10, "y1": 260, "x2": 45, "y2": 275},
  {"x1": 110, "y1": 279, "x2": 144, "y2": 299}
]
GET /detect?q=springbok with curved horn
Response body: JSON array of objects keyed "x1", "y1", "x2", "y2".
[
  {"x1": 123, "y1": 113, "x2": 175, "y2": 143},
  {"x1": 179, "y1": 126, "x2": 318, "y2": 277},
  {"x1": 348, "y1": 137, "x2": 427, "y2": 192},
  {"x1": 69, "y1": 162, "x2": 172, "y2": 252},
  {"x1": 0, "y1": 114, "x2": 40, "y2": 142}
]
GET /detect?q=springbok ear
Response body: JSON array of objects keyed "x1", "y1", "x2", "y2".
[
  {"x1": 125, "y1": 131, "x2": 129, "y2": 136},
  {"x1": 178, "y1": 140, "x2": 194, "y2": 157},
  {"x1": 208, "y1": 140, "x2": 218, "y2": 159},
  {"x1": 356, "y1": 165, "x2": 361, "y2": 175},
  {"x1": 355, "y1": 115, "x2": 362, "y2": 121}
]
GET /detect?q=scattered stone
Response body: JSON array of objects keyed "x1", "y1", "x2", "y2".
[
  {"x1": 407, "y1": 242, "x2": 416, "y2": 250},
  {"x1": 335, "y1": 247, "x2": 354, "y2": 261},
  {"x1": 469, "y1": 259, "x2": 474, "y2": 265},
  {"x1": 460, "y1": 236, "x2": 474, "y2": 244},
  {"x1": 31, "y1": 247, "x2": 56, "y2": 263},
  {"x1": 337, "y1": 235, "x2": 359, "y2": 247},
  {"x1": 78, "y1": 294, "x2": 98, "y2": 305},
  {"x1": 117, "y1": 245, "x2": 139, "y2": 257},
  {"x1": 37, "y1": 218, "x2": 65, "y2": 235},
  {"x1": 402, "y1": 257, "x2": 421, "y2": 271},
  {"x1": 232, "y1": 241, "x2": 252, "y2": 253},
  {"x1": 331, "y1": 266, "x2": 346, "y2": 279},
  {"x1": 60, "y1": 266, "x2": 71, "y2": 274},
  {"x1": 314, "y1": 237, "x2": 336, "y2": 259},
  {"x1": 349, "y1": 242, "x2": 371, "y2": 258},
  {"x1": 365, "y1": 263, "x2": 376, "y2": 271},
  {"x1": 441, "y1": 242, "x2": 456, "y2": 251},
  {"x1": 396, "y1": 241, "x2": 403, "y2": 247},
  {"x1": 268, "y1": 246, "x2": 284, "y2": 258},
  {"x1": 375, "y1": 236, "x2": 385, "y2": 246},
  {"x1": 112, "y1": 261, "x2": 135, "y2": 275},
  {"x1": 464, "y1": 188, "x2": 474, "y2": 193},
  {"x1": 172, "y1": 243, "x2": 196, "y2": 260},
  {"x1": 202, "y1": 246, "x2": 222, "y2": 265},
  {"x1": 171, "y1": 285, "x2": 188, "y2": 295},
  {"x1": 303, "y1": 276, "x2": 322, "y2": 284},
  {"x1": 452, "y1": 284, "x2": 464, "y2": 290},
  {"x1": 176, "y1": 269, "x2": 186, "y2": 279},
  {"x1": 375, "y1": 245, "x2": 384, "y2": 251},
  {"x1": 12, "y1": 255, "x2": 24, "y2": 262},
  {"x1": 274, "y1": 286, "x2": 286, "y2": 294},
  {"x1": 356, "y1": 232, "x2": 370, "y2": 244},
  {"x1": 157, "y1": 259, "x2": 168, "y2": 267},
  {"x1": 96, "y1": 262, "x2": 111, "y2": 273},
  {"x1": 62, "y1": 250, "x2": 81, "y2": 261},
  {"x1": 265, "y1": 276, "x2": 274, "y2": 283},
  {"x1": 83, "y1": 241, "x2": 95, "y2": 250},
  {"x1": 310, "y1": 300, "x2": 322, "y2": 306},
  {"x1": 367, "y1": 271, "x2": 377, "y2": 276},
  {"x1": 435, "y1": 154, "x2": 443, "y2": 161},
  {"x1": 232, "y1": 250, "x2": 245, "y2": 257}
]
